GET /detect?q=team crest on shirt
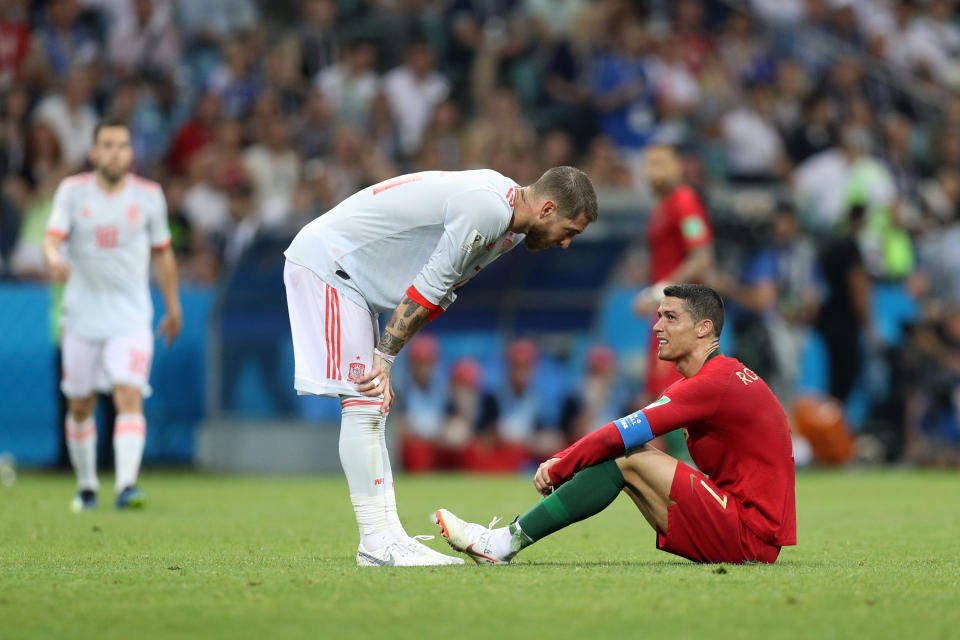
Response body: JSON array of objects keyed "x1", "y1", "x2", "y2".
[
  {"x1": 348, "y1": 361, "x2": 366, "y2": 382},
  {"x1": 461, "y1": 229, "x2": 486, "y2": 254},
  {"x1": 127, "y1": 203, "x2": 141, "y2": 224}
]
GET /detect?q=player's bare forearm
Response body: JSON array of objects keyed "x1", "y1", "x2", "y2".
[
  {"x1": 42, "y1": 234, "x2": 62, "y2": 268},
  {"x1": 376, "y1": 294, "x2": 432, "y2": 356},
  {"x1": 153, "y1": 246, "x2": 182, "y2": 343},
  {"x1": 153, "y1": 247, "x2": 180, "y2": 313}
]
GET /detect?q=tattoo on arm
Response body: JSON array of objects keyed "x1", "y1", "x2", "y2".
[{"x1": 376, "y1": 295, "x2": 433, "y2": 356}]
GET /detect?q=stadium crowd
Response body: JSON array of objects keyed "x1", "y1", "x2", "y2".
[{"x1": 2, "y1": 0, "x2": 960, "y2": 467}]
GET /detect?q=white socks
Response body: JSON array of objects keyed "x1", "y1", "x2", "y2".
[
  {"x1": 65, "y1": 416, "x2": 99, "y2": 491},
  {"x1": 114, "y1": 413, "x2": 146, "y2": 492},
  {"x1": 339, "y1": 401, "x2": 393, "y2": 550},
  {"x1": 379, "y1": 410, "x2": 408, "y2": 540}
]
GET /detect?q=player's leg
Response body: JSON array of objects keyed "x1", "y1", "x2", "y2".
[
  {"x1": 435, "y1": 458, "x2": 629, "y2": 564},
  {"x1": 61, "y1": 330, "x2": 103, "y2": 511},
  {"x1": 615, "y1": 444, "x2": 679, "y2": 532},
  {"x1": 104, "y1": 329, "x2": 152, "y2": 509},
  {"x1": 283, "y1": 260, "x2": 459, "y2": 565}
]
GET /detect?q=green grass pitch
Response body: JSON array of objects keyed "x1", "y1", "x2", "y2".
[{"x1": 1, "y1": 469, "x2": 958, "y2": 640}]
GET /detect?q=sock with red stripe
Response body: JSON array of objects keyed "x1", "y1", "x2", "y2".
[
  {"x1": 512, "y1": 460, "x2": 626, "y2": 550},
  {"x1": 340, "y1": 401, "x2": 392, "y2": 550},
  {"x1": 114, "y1": 413, "x2": 146, "y2": 492},
  {"x1": 377, "y1": 411, "x2": 407, "y2": 540},
  {"x1": 66, "y1": 416, "x2": 99, "y2": 491}
]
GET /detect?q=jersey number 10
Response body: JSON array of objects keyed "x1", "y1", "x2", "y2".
[{"x1": 96, "y1": 226, "x2": 118, "y2": 249}]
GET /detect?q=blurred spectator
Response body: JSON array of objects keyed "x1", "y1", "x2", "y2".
[
  {"x1": 24, "y1": 0, "x2": 99, "y2": 85},
  {"x1": 32, "y1": 64, "x2": 98, "y2": 169},
  {"x1": 919, "y1": 167, "x2": 960, "y2": 229},
  {"x1": 397, "y1": 336, "x2": 462, "y2": 472},
  {"x1": 787, "y1": 92, "x2": 835, "y2": 163},
  {"x1": 175, "y1": 0, "x2": 257, "y2": 48},
  {"x1": 0, "y1": 83, "x2": 29, "y2": 180},
  {"x1": 902, "y1": 308, "x2": 960, "y2": 466},
  {"x1": 712, "y1": 203, "x2": 822, "y2": 401},
  {"x1": 648, "y1": 34, "x2": 701, "y2": 145},
  {"x1": 243, "y1": 118, "x2": 301, "y2": 227},
  {"x1": 209, "y1": 174, "x2": 259, "y2": 269},
  {"x1": 207, "y1": 33, "x2": 261, "y2": 118},
  {"x1": 293, "y1": 91, "x2": 335, "y2": 161},
  {"x1": 383, "y1": 41, "x2": 449, "y2": 158},
  {"x1": 672, "y1": 0, "x2": 715, "y2": 75},
  {"x1": 182, "y1": 148, "x2": 229, "y2": 236},
  {"x1": 470, "y1": 338, "x2": 562, "y2": 468},
  {"x1": 817, "y1": 203, "x2": 874, "y2": 404},
  {"x1": 590, "y1": 19, "x2": 658, "y2": 155},
  {"x1": 0, "y1": 0, "x2": 30, "y2": 91},
  {"x1": 263, "y1": 38, "x2": 306, "y2": 116},
  {"x1": 104, "y1": 0, "x2": 180, "y2": 78},
  {"x1": 721, "y1": 80, "x2": 787, "y2": 183},
  {"x1": 297, "y1": 0, "x2": 339, "y2": 81},
  {"x1": 166, "y1": 90, "x2": 221, "y2": 176},
  {"x1": 315, "y1": 38, "x2": 379, "y2": 128},
  {"x1": 559, "y1": 345, "x2": 629, "y2": 441},
  {"x1": 0, "y1": 184, "x2": 21, "y2": 276},
  {"x1": 580, "y1": 136, "x2": 633, "y2": 189},
  {"x1": 417, "y1": 99, "x2": 463, "y2": 171}
]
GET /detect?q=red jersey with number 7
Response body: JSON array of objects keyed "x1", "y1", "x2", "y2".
[{"x1": 643, "y1": 354, "x2": 796, "y2": 547}]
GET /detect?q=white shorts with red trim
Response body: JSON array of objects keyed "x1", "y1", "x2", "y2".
[
  {"x1": 61, "y1": 328, "x2": 153, "y2": 399},
  {"x1": 283, "y1": 260, "x2": 380, "y2": 398}
]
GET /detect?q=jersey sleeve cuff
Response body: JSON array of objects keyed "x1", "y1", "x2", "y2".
[
  {"x1": 406, "y1": 285, "x2": 440, "y2": 310},
  {"x1": 614, "y1": 409, "x2": 655, "y2": 451},
  {"x1": 45, "y1": 228, "x2": 68, "y2": 239},
  {"x1": 151, "y1": 238, "x2": 172, "y2": 251}
]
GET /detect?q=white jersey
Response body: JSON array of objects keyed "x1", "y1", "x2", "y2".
[
  {"x1": 284, "y1": 169, "x2": 524, "y2": 316},
  {"x1": 46, "y1": 172, "x2": 171, "y2": 341}
]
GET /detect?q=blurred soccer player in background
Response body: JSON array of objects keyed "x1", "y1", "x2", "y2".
[
  {"x1": 43, "y1": 119, "x2": 181, "y2": 512},
  {"x1": 436, "y1": 285, "x2": 796, "y2": 565},
  {"x1": 634, "y1": 145, "x2": 714, "y2": 402},
  {"x1": 284, "y1": 166, "x2": 597, "y2": 566}
]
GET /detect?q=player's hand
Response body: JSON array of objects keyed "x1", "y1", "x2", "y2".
[
  {"x1": 355, "y1": 356, "x2": 394, "y2": 414},
  {"x1": 156, "y1": 304, "x2": 182, "y2": 346},
  {"x1": 534, "y1": 458, "x2": 561, "y2": 496},
  {"x1": 48, "y1": 256, "x2": 71, "y2": 283}
]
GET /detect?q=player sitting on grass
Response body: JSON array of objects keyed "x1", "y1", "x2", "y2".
[{"x1": 435, "y1": 284, "x2": 796, "y2": 564}]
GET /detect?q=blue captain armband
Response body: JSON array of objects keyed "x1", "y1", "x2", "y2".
[{"x1": 615, "y1": 410, "x2": 654, "y2": 451}]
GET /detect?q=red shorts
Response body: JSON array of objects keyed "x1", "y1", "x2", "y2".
[{"x1": 656, "y1": 461, "x2": 780, "y2": 564}]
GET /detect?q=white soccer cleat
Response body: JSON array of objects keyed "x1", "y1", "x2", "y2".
[
  {"x1": 433, "y1": 508, "x2": 513, "y2": 565},
  {"x1": 401, "y1": 534, "x2": 464, "y2": 565},
  {"x1": 356, "y1": 538, "x2": 462, "y2": 567}
]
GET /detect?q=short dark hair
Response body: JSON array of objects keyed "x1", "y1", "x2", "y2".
[
  {"x1": 93, "y1": 117, "x2": 130, "y2": 143},
  {"x1": 532, "y1": 166, "x2": 598, "y2": 222},
  {"x1": 663, "y1": 283, "x2": 725, "y2": 338}
]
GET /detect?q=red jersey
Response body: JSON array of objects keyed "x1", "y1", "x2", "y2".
[
  {"x1": 643, "y1": 355, "x2": 796, "y2": 546},
  {"x1": 647, "y1": 184, "x2": 712, "y2": 283},
  {"x1": 550, "y1": 353, "x2": 796, "y2": 548}
]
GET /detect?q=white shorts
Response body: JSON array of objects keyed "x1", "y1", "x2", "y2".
[
  {"x1": 284, "y1": 260, "x2": 379, "y2": 398},
  {"x1": 61, "y1": 328, "x2": 154, "y2": 399}
]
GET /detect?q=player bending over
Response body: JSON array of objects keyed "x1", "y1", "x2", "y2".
[
  {"x1": 284, "y1": 167, "x2": 597, "y2": 566},
  {"x1": 435, "y1": 284, "x2": 796, "y2": 564},
  {"x1": 43, "y1": 119, "x2": 181, "y2": 512}
]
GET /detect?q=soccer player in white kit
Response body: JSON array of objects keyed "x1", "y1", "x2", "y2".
[
  {"x1": 42, "y1": 119, "x2": 182, "y2": 512},
  {"x1": 284, "y1": 166, "x2": 598, "y2": 565}
]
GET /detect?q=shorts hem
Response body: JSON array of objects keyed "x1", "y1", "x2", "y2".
[{"x1": 294, "y1": 376, "x2": 361, "y2": 398}]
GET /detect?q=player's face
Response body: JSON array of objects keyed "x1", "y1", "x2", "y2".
[
  {"x1": 645, "y1": 147, "x2": 680, "y2": 195},
  {"x1": 90, "y1": 127, "x2": 133, "y2": 182},
  {"x1": 653, "y1": 297, "x2": 697, "y2": 361},
  {"x1": 524, "y1": 212, "x2": 590, "y2": 251}
]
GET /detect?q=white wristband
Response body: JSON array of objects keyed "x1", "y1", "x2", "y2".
[{"x1": 374, "y1": 348, "x2": 397, "y2": 364}]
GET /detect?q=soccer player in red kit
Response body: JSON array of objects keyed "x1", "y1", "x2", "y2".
[
  {"x1": 435, "y1": 284, "x2": 796, "y2": 564},
  {"x1": 634, "y1": 145, "x2": 714, "y2": 399}
]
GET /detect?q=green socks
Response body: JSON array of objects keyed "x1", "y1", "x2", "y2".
[{"x1": 510, "y1": 460, "x2": 626, "y2": 551}]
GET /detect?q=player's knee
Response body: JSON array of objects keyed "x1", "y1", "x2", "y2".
[
  {"x1": 113, "y1": 385, "x2": 143, "y2": 413},
  {"x1": 67, "y1": 396, "x2": 96, "y2": 422}
]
